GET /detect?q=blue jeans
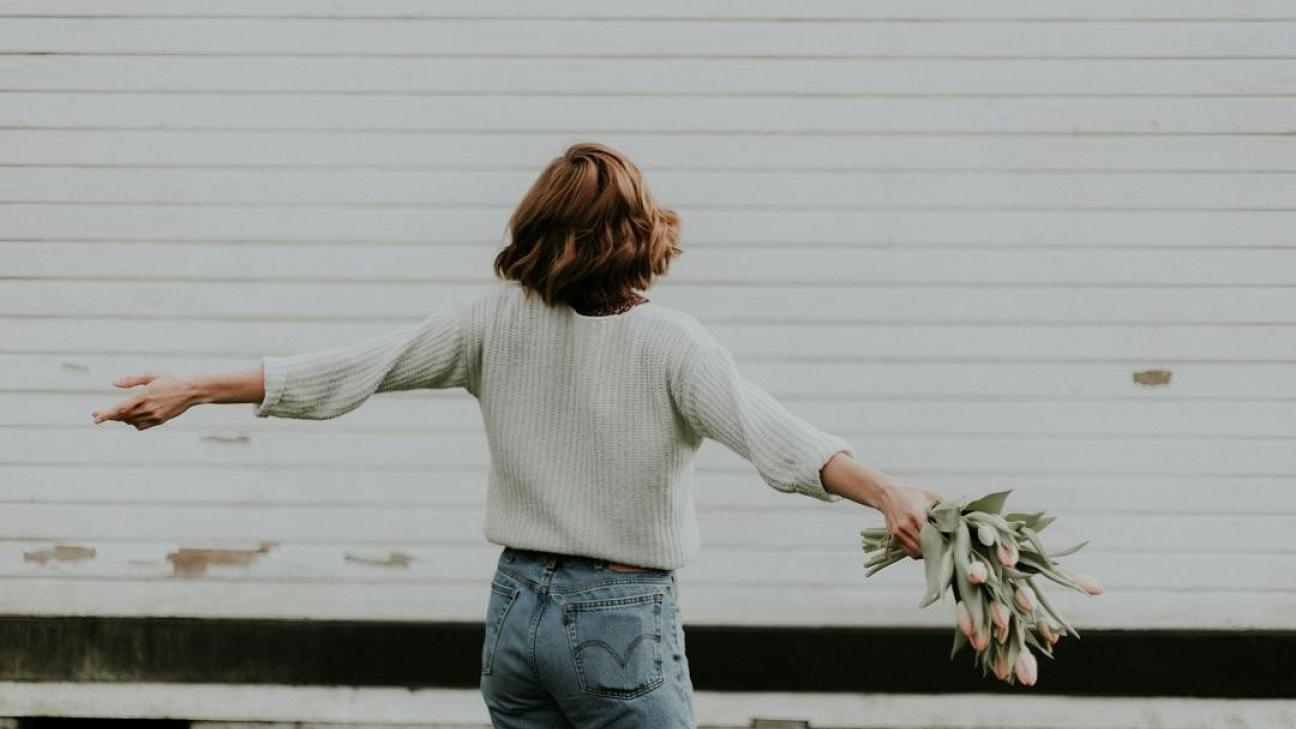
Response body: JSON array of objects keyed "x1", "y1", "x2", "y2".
[{"x1": 479, "y1": 546, "x2": 696, "y2": 728}]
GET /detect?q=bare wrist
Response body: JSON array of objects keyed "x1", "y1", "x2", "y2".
[
  {"x1": 184, "y1": 375, "x2": 216, "y2": 406},
  {"x1": 856, "y1": 466, "x2": 898, "y2": 510},
  {"x1": 821, "y1": 453, "x2": 898, "y2": 510}
]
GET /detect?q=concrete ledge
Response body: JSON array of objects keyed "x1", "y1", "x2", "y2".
[{"x1": 1, "y1": 684, "x2": 1293, "y2": 729}]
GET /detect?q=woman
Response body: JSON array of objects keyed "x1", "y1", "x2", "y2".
[{"x1": 92, "y1": 142, "x2": 941, "y2": 728}]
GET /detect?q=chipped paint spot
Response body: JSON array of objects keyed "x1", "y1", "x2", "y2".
[
  {"x1": 345, "y1": 551, "x2": 414, "y2": 568},
  {"x1": 1133, "y1": 369, "x2": 1173, "y2": 386},
  {"x1": 166, "y1": 541, "x2": 274, "y2": 577},
  {"x1": 24, "y1": 545, "x2": 96, "y2": 565},
  {"x1": 200, "y1": 433, "x2": 250, "y2": 444}
]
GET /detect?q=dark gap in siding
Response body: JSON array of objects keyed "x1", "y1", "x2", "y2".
[
  {"x1": 0, "y1": 617, "x2": 1290, "y2": 698},
  {"x1": 18, "y1": 716, "x2": 189, "y2": 721}
]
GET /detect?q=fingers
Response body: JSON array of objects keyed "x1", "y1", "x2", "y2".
[
  {"x1": 893, "y1": 510, "x2": 929, "y2": 559},
  {"x1": 92, "y1": 396, "x2": 145, "y2": 425},
  {"x1": 113, "y1": 372, "x2": 160, "y2": 388},
  {"x1": 891, "y1": 521, "x2": 923, "y2": 558}
]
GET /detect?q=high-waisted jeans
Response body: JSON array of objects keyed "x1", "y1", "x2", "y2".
[{"x1": 479, "y1": 546, "x2": 696, "y2": 728}]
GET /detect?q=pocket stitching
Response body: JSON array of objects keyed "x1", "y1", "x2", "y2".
[
  {"x1": 481, "y1": 584, "x2": 519, "y2": 676},
  {"x1": 564, "y1": 591, "x2": 665, "y2": 699}
]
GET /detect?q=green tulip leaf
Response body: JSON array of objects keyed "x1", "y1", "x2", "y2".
[
  {"x1": 918, "y1": 522, "x2": 949, "y2": 607},
  {"x1": 1015, "y1": 553, "x2": 1087, "y2": 594},
  {"x1": 931, "y1": 503, "x2": 962, "y2": 533},
  {"x1": 1023, "y1": 627, "x2": 1054, "y2": 658},
  {"x1": 1019, "y1": 526, "x2": 1056, "y2": 568},
  {"x1": 1027, "y1": 577, "x2": 1079, "y2": 640},
  {"x1": 1047, "y1": 540, "x2": 1090, "y2": 559},
  {"x1": 952, "y1": 523, "x2": 984, "y2": 633},
  {"x1": 963, "y1": 489, "x2": 1013, "y2": 515},
  {"x1": 950, "y1": 624, "x2": 969, "y2": 659},
  {"x1": 1033, "y1": 514, "x2": 1058, "y2": 532},
  {"x1": 1004, "y1": 511, "x2": 1046, "y2": 529}
]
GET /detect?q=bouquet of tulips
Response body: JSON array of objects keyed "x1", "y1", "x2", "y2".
[{"x1": 860, "y1": 489, "x2": 1103, "y2": 686}]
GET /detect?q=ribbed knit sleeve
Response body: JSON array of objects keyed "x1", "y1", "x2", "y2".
[
  {"x1": 672, "y1": 340, "x2": 854, "y2": 502},
  {"x1": 255, "y1": 296, "x2": 481, "y2": 420}
]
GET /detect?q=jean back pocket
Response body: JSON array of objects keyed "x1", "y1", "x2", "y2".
[
  {"x1": 481, "y1": 579, "x2": 519, "y2": 675},
  {"x1": 562, "y1": 591, "x2": 665, "y2": 699}
]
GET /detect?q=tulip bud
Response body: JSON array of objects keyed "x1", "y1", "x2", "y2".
[
  {"x1": 976, "y1": 524, "x2": 997, "y2": 546},
  {"x1": 1076, "y1": 574, "x2": 1104, "y2": 595},
  {"x1": 996, "y1": 542, "x2": 1018, "y2": 567},
  {"x1": 970, "y1": 626, "x2": 990, "y2": 651},
  {"x1": 992, "y1": 651, "x2": 1011, "y2": 681},
  {"x1": 1014, "y1": 584, "x2": 1037, "y2": 612},
  {"x1": 1015, "y1": 648, "x2": 1038, "y2": 686},
  {"x1": 989, "y1": 600, "x2": 1009, "y2": 630},
  {"x1": 995, "y1": 620, "x2": 1009, "y2": 643},
  {"x1": 955, "y1": 601, "x2": 974, "y2": 638},
  {"x1": 1037, "y1": 619, "x2": 1058, "y2": 645},
  {"x1": 967, "y1": 560, "x2": 989, "y2": 584}
]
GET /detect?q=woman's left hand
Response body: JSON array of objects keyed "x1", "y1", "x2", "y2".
[{"x1": 92, "y1": 372, "x2": 200, "y2": 430}]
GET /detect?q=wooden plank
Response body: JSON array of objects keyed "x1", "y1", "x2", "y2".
[
  {"x1": 5, "y1": 94, "x2": 1296, "y2": 134},
  {"x1": 21, "y1": 391, "x2": 1296, "y2": 437},
  {"x1": 8, "y1": 130, "x2": 1296, "y2": 171},
  {"x1": 3, "y1": 18, "x2": 1296, "y2": 57},
  {"x1": 12, "y1": 168, "x2": 1296, "y2": 211},
  {"x1": 7, "y1": 280, "x2": 1296, "y2": 324},
  {"x1": 8, "y1": 423, "x2": 1296, "y2": 474},
  {"x1": 11, "y1": 56, "x2": 1296, "y2": 95},
  {"x1": 11, "y1": 352, "x2": 1296, "y2": 398},
  {"x1": 0, "y1": 576, "x2": 1287, "y2": 628},
  {"x1": 0, "y1": 464, "x2": 1288, "y2": 516},
  {"x1": 7, "y1": 205, "x2": 1296, "y2": 247},
  {"x1": 0, "y1": 501, "x2": 1289, "y2": 552},
  {"x1": 4, "y1": 319, "x2": 1293, "y2": 361},
  {"x1": 7, "y1": 540, "x2": 1291, "y2": 590},
  {"x1": 7, "y1": 244, "x2": 1296, "y2": 286},
  {"x1": 2, "y1": 0, "x2": 1296, "y2": 21}
]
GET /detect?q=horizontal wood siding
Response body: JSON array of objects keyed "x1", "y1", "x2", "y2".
[{"x1": 1, "y1": 1, "x2": 1293, "y2": 635}]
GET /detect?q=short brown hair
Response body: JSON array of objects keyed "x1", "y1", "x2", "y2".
[{"x1": 493, "y1": 142, "x2": 682, "y2": 309}]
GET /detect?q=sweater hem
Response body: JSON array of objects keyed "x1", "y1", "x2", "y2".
[{"x1": 255, "y1": 355, "x2": 289, "y2": 418}]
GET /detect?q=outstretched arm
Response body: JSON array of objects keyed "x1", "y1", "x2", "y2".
[
  {"x1": 669, "y1": 337, "x2": 942, "y2": 558},
  {"x1": 93, "y1": 292, "x2": 484, "y2": 427},
  {"x1": 820, "y1": 450, "x2": 942, "y2": 559},
  {"x1": 254, "y1": 303, "x2": 476, "y2": 420},
  {"x1": 91, "y1": 367, "x2": 263, "y2": 430},
  {"x1": 671, "y1": 339, "x2": 856, "y2": 502}
]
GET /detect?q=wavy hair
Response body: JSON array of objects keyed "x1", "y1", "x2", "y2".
[{"x1": 493, "y1": 142, "x2": 682, "y2": 309}]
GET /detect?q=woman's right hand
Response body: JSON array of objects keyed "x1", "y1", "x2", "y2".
[
  {"x1": 92, "y1": 372, "x2": 201, "y2": 430},
  {"x1": 878, "y1": 482, "x2": 943, "y2": 559}
]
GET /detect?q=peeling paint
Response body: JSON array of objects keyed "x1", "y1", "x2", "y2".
[
  {"x1": 200, "y1": 432, "x2": 250, "y2": 444},
  {"x1": 1133, "y1": 369, "x2": 1173, "y2": 386},
  {"x1": 345, "y1": 551, "x2": 414, "y2": 568},
  {"x1": 24, "y1": 545, "x2": 96, "y2": 565},
  {"x1": 166, "y1": 541, "x2": 275, "y2": 577}
]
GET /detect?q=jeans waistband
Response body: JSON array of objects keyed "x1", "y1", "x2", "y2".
[{"x1": 499, "y1": 546, "x2": 672, "y2": 575}]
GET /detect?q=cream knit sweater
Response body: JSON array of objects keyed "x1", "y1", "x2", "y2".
[{"x1": 257, "y1": 278, "x2": 855, "y2": 569}]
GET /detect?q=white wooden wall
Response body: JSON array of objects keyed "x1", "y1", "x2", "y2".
[{"x1": 2, "y1": 0, "x2": 1294, "y2": 634}]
